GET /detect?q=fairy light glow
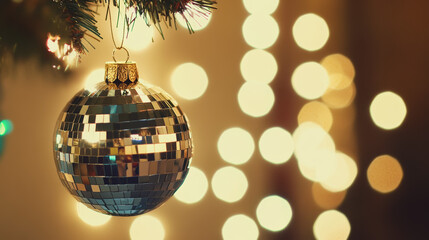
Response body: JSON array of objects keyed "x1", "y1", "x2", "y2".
[
  {"x1": 367, "y1": 155, "x2": 403, "y2": 193},
  {"x1": 238, "y1": 82, "x2": 275, "y2": 117},
  {"x1": 0, "y1": 120, "x2": 13, "y2": 136},
  {"x1": 313, "y1": 210, "x2": 351, "y2": 240},
  {"x1": 116, "y1": 12, "x2": 154, "y2": 52},
  {"x1": 293, "y1": 122, "x2": 336, "y2": 182},
  {"x1": 222, "y1": 214, "x2": 259, "y2": 240},
  {"x1": 84, "y1": 68, "x2": 105, "y2": 92},
  {"x1": 256, "y1": 195, "x2": 293, "y2": 232},
  {"x1": 259, "y1": 127, "x2": 294, "y2": 165},
  {"x1": 293, "y1": 13, "x2": 330, "y2": 51},
  {"x1": 176, "y1": 2, "x2": 213, "y2": 31},
  {"x1": 321, "y1": 54, "x2": 355, "y2": 90},
  {"x1": 174, "y1": 166, "x2": 209, "y2": 204},
  {"x1": 320, "y1": 152, "x2": 358, "y2": 192},
  {"x1": 243, "y1": 0, "x2": 279, "y2": 15},
  {"x1": 312, "y1": 183, "x2": 347, "y2": 209},
  {"x1": 218, "y1": 127, "x2": 255, "y2": 165},
  {"x1": 242, "y1": 14, "x2": 279, "y2": 49},
  {"x1": 292, "y1": 62, "x2": 330, "y2": 100},
  {"x1": 171, "y1": 63, "x2": 209, "y2": 100},
  {"x1": 76, "y1": 202, "x2": 111, "y2": 226},
  {"x1": 240, "y1": 49, "x2": 278, "y2": 84},
  {"x1": 322, "y1": 83, "x2": 356, "y2": 109},
  {"x1": 46, "y1": 34, "x2": 79, "y2": 70},
  {"x1": 211, "y1": 166, "x2": 249, "y2": 203},
  {"x1": 370, "y1": 91, "x2": 407, "y2": 130},
  {"x1": 47, "y1": 34, "x2": 60, "y2": 54},
  {"x1": 298, "y1": 101, "x2": 333, "y2": 132},
  {"x1": 130, "y1": 215, "x2": 165, "y2": 240}
]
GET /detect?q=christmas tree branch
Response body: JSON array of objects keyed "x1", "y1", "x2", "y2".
[{"x1": 55, "y1": 0, "x2": 217, "y2": 53}]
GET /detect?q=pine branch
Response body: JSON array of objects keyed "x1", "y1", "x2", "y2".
[
  {"x1": 54, "y1": 0, "x2": 217, "y2": 53},
  {"x1": 54, "y1": 0, "x2": 103, "y2": 54}
]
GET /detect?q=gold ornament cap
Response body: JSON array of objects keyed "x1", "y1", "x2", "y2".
[{"x1": 105, "y1": 62, "x2": 139, "y2": 89}]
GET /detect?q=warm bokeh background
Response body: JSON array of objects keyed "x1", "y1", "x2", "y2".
[{"x1": 0, "y1": 0, "x2": 427, "y2": 239}]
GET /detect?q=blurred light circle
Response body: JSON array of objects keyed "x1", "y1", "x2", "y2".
[
  {"x1": 256, "y1": 195, "x2": 293, "y2": 232},
  {"x1": 218, "y1": 127, "x2": 255, "y2": 165},
  {"x1": 369, "y1": 91, "x2": 407, "y2": 130},
  {"x1": 175, "y1": 3, "x2": 213, "y2": 31},
  {"x1": 312, "y1": 183, "x2": 347, "y2": 209},
  {"x1": 238, "y1": 82, "x2": 275, "y2": 117},
  {"x1": 0, "y1": 119, "x2": 13, "y2": 136},
  {"x1": 367, "y1": 155, "x2": 403, "y2": 193},
  {"x1": 242, "y1": 14, "x2": 279, "y2": 49},
  {"x1": 313, "y1": 210, "x2": 351, "y2": 240},
  {"x1": 174, "y1": 166, "x2": 209, "y2": 204},
  {"x1": 293, "y1": 122, "x2": 336, "y2": 182},
  {"x1": 259, "y1": 127, "x2": 294, "y2": 164},
  {"x1": 292, "y1": 62, "x2": 330, "y2": 100},
  {"x1": 320, "y1": 152, "x2": 358, "y2": 192},
  {"x1": 321, "y1": 54, "x2": 355, "y2": 90},
  {"x1": 243, "y1": 0, "x2": 279, "y2": 14},
  {"x1": 293, "y1": 13, "x2": 330, "y2": 51},
  {"x1": 322, "y1": 83, "x2": 356, "y2": 109},
  {"x1": 84, "y1": 68, "x2": 105, "y2": 92},
  {"x1": 298, "y1": 101, "x2": 333, "y2": 132},
  {"x1": 130, "y1": 215, "x2": 165, "y2": 240},
  {"x1": 222, "y1": 214, "x2": 259, "y2": 240},
  {"x1": 171, "y1": 62, "x2": 209, "y2": 100},
  {"x1": 117, "y1": 15, "x2": 154, "y2": 52},
  {"x1": 76, "y1": 202, "x2": 111, "y2": 226},
  {"x1": 240, "y1": 49, "x2": 278, "y2": 84},
  {"x1": 211, "y1": 166, "x2": 249, "y2": 203}
]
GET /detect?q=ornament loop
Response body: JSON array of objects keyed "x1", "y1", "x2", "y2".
[{"x1": 112, "y1": 47, "x2": 130, "y2": 63}]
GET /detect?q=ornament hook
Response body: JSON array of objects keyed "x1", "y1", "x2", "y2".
[{"x1": 112, "y1": 47, "x2": 130, "y2": 63}]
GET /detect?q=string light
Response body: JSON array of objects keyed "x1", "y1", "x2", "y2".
[
  {"x1": 370, "y1": 91, "x2": 407, "y2": 130},
  {"x1": 256, "y1": 195, "x2": 293, "y2": 232},
  {"x1": 293, "y1": 13, "x2": 330, "y2": 51}
]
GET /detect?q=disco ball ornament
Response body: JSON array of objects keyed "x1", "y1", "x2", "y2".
[{"x1": 53, "y1": 62, "x2": 192, "y2": 216}]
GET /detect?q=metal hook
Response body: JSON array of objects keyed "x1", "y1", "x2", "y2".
[{"x1": 112, "y1": 47, "x2": 130, "y2": 63}]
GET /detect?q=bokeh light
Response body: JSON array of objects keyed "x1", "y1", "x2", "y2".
[
  {"x1": 0, "y1": 120, "x2": 13, "y2": 136},
  {"x1": 117, "y1": 15, "x2": 154, "y2": 52},
  {"x1": 242, "y1": 14, "x2": 279, "y2": 49},
  {"x1": 298, "y1": 101, "x2": 333, "y2": 132},
  {"x1": 218, "y1": 127, "x2": 255, "y2": 165},
  {"x1": 211, "y1": 166, "x2": 248, "y2": 203},
  {"x1": 320, "y1": 152, "x2": 358, "y2": 192},
  {"x1": 175, "y1": 3, "x2": 212, "y2": 31},
  {"x1": 174, "y1": 166, "x2": 209, "y2": 204},
  {"x1": 313, "y1": 210, "x2": 351, "y2": 240},
  {"x1": 76, "y1": 202, "x2": 111, "y2": 226},
  {"x1": 321, "y1": 54, "x2": 355, "y2": 90},
  {"x1": 312, "y1": 183, "x2": 347, "y2": 209},
  {"x1": 292, "y1": 13, "x2": 330, "y2": 51},
  {"x1": 369, "y1": 91, "x2": 407, "y2": 130},
  {"x1": 238, "y1": 82, "x2": 275, "y2": 117},
  {"x1": 171, "y1": 62, "x2": 209, "y2": 100},
  {"x1": 222, "y1": 214, "x2": 259, "y2": 240},
  {"x1": 243, "y1": 0, "x2": 279, "y2": 15},
  {"x1": 367, "y1": 155, "x2": 403, "y2": 193},
  {"x1": 240, "y1": 49, "x2": 278, "y2": 84},
  {"x1": 130, "y1": 215, "x2": 165, "y2": 240},
  {"x1": 256, "y1": 195, "x2": 293, "y2": 232},
  {"x1": 292, "y1": 62, "x2": 330, "y2": 100},
  {"x1": 293, "y1": 122, "x2": 336, "y2": 182},
  {"x1": 259, "y1": 127, "x2": 294, "y2": 164},
  {"x1": 322, "y1": 83, "x2": 356, "y2": 109},
  {"x1": 84, "y1": 68, "x2": 104, "y2": 92}
]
